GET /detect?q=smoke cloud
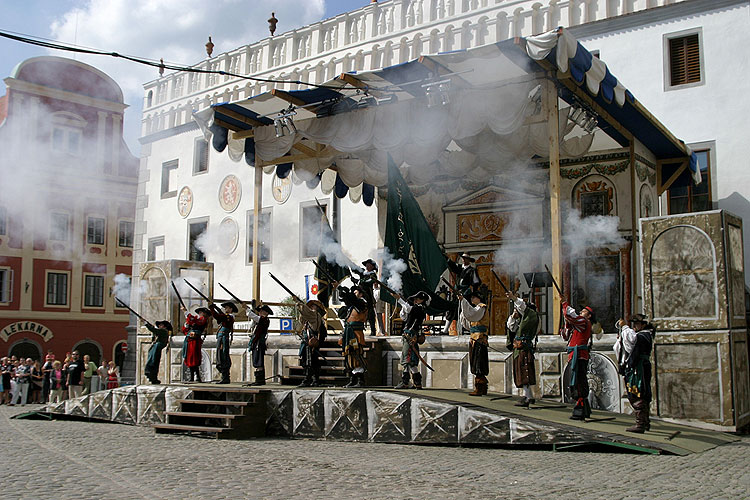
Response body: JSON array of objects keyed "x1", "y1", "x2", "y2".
[
  {"x1": 377, "y1": 248, "x2": 407, "y2": 293},
  {"x1": 112, "y1": 272, "x2": 147, "y2": 306}
]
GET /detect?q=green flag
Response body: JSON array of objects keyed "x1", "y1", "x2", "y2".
[
  {"x1": 314, "y1": 209, "x2": 350, "y2": 307},
  {"x1": 381, "y1": 155, "x2": 450, "y2": 313}
]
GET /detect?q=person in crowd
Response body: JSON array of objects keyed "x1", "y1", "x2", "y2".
[
  {"x1": 66, "y1": 351, "x2": 85, "y2": 399},
  {"x1": 506, "y1": 291, "x2": 540, "y2": 407},
  {"x1": 616, "y1": 314, "x2": 657, "y2": 433},
  {"x1": 48, "y1": 360, "x2": 66, "y2": 404},
  {"x1": 97, "y1": 358, "x2": 108, "y2": 391},
  {"x1": 106, "y1": 361, "x2": 120, "y2": 389},
  {"x1": 81, "y1": 354, "x2": 98, "y2": 395},
  {"x1": 30, "y1": 360, "x2": 43, "y2": 403},
  {"x1": 444, "y1": 253, "x2": 482, "y2": 335},
  {"x1": 560, "y1": 299, "x2": 594, "y2": 421},
  {"x1": 11, "y1": 358, "x2": 32, "y2": 406},
  {"x1": 41, "y1": 352, "x2": 54, "y2": 403},
  {"x1": 1, "y1": 357, "x2": 12, "y2": 404},
  {"x1": 354, "y1": 258, "x2": 380, "y2": 336}
]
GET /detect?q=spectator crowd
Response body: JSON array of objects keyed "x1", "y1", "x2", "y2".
[{"x1": 0, "y1": 351, "x2": 121, "y2": 406}]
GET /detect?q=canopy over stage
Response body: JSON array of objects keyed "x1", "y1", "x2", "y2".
[
  {"x1": 33, "y1": 384, "x2": 736, "y2": 455},
  {"x1": 193, "y1": 27, "x2": 701, "y2": 327}
]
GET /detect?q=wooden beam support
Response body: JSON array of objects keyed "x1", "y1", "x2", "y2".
[
  {"x1": 213, "y1": 118, "x2": 242, "y2": 132},
  {"x1": 257, "y1": 152, "x2": 316, "y2": 168},
  {"x1": 216, "y1": 107, "x2": 266, "y2": 127},
  {"x1": 628, "y1": 141, "x2": 637, "y2": 320},
  {"x1": 657, "y1": 160, "x2": 689, "y2": 196},
  {"x1": 271, "y1": 88, "x2": 307, "y2": 107},
  {"x1": 291, "y1": 141, "x2": 318, "y2": 157},
  {"x1": 251, "y1": 164, "x2": 262, "y2": 303},
  {"x1": 232, "y1": 129, "x2": 255, "y2": 140},
  {"x1": 546, "y1": 78, "x2": 563, "y2": 333}
]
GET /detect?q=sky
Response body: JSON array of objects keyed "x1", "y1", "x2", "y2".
[{"x1": 0, "y1": 0, "x2": 361, "y2": 155}]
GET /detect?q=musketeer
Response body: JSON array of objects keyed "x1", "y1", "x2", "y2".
[{"x1": 144, "y1": 320, "x2": 173, "y2": 385}]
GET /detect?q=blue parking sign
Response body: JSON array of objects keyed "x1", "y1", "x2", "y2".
[{"x1": 279, "y1": 318, "x2": 293, "y2": 332}]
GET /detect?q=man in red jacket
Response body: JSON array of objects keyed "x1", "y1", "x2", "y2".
[{"x1": 561, "y1": 300, "x2": 594, "y2": 421}]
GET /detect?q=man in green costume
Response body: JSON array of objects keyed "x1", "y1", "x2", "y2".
[
  {"x1": 506, "y1": 291, "x2": 539, "y2": 407},
  {"x1": 144, "y1": 320, "x2": 173, "y2": 385}
]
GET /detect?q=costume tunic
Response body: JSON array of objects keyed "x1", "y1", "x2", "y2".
[
  {"x1": 247, "y1": 310, "x2": 270, "y2": 369},
  {"x1": 210, "y1": 305, "x2": 234, "y2": 377},
  {"x1": 182, "y1": 313, "x2": 207, "y2": 368},
  {"x1": 461, "y1": 298, "x2": 489, "y2": 376},
  {"x1": 446, "y1": 260, "x2": 481, "y2": 330},
  {"x1": 341, "y1": 290, "x2": 367, "y2": 372},
  {"x1": 625, "y1": 326, "x2": 655, "y2": 403},
  {"x1": 398, "y1": 297, "x2": 426, "y2": 369},
  {"x1": 562, "y1": 302, "x2": 592, "y2": 413},
  {"x1": 297, "y1": 303, "x2": 327, "y2": 372},
  {"x1": 144, "y1": 324, "x2": 170, "y2": 380},
  {"x1": 507, "y1": 297, "x2": 539, "y2": 387},
  {"x1": 359, "y1": 269, "x2": 379, "y2": 335}
]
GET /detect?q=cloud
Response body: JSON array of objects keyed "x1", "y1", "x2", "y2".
[{"x1": 47, "y1": 0, "x2": 326, "y2": 151}]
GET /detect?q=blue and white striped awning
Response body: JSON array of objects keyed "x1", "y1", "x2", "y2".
[{"x1": 195, "y1": 27, "x2": 700, "y2": 198}]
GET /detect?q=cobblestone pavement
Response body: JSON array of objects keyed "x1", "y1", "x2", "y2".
[{"x1": 2, "y1": 404, "x2": 749, "y2": 500}]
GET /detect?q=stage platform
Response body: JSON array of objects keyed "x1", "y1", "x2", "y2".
[{"x1": 31, "y1": 383, "x2": 737, "y2": 455}]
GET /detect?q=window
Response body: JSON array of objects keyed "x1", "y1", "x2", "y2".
[
  {"x1": 300, "y1": 202, "x2": 327, "y2": 260},
  {"x1": 247, "y1": 209, "x2": 272, "y2": 264},
  {"x1": 147, "y1": 236, "x2": 165, "y2": 261},
  {"x1": 118, "y1": 221, "x2": 134, "y2": 247},
  {"x1": 46, "y1": 272, "x2": 68, "y2": 306},
  {"x1": 51, "y1": 127, "x2": 82, "y2": 155},
  {"x1": 114, "y1": 276, "x2": 130, "y2": 308},
  {"x1": 161, "y1": 160, "x2": 178, "y2": 198},
  {"x1": 580, "y1": 192, "x2": 607, "y2": 217},
  {"x1": 84, "y1": 275, "x2": 105, "y2": 307},
  {"x1": 0, "y1": 268, "x2": 12, "y2": 303},
  {"x1": 193, "y1": 138, "x2": 209, "y2": 174},
  {"x1": 87, "y1": 217, "x2": 106, "y2": 245},
  {"x1": 665, "y1": 30, "x2": 703, "y2": 89},
  {"x1": 668, "y1": 149, "x2": 712, "y2": 215},
  {"x1": 49, "y1": 213, "x2": 70, "y2": 241},
  {"x1": 188, "y1": 219, "x2": 208, "y2": 262},
  {"x1": 0, "y1": 206, "x2": 6, "y2": 235}
]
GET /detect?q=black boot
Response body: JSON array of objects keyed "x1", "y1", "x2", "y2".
[
  {"x1": 298, "y1": 368, "x2": 312, "y2": 387},
  {"x1": 255, "y1": 369, "x2": 266, "y2": 386},
  {"x1": 350, "y1": 373, "x2": 364, "y2": 388},
  {"x1": 195, "y1": 368, "x2": 202, "y2": 383},
  {"x1": 345, "y1": 373, "x2": 357, "y2": 388},
  {"x1": 394, "y1": 371, "x2": 410, "y2": 389},
  {"x1": 217, "y1": 370, "x2": 230, "y2": 384},
  {"x1": 413, "y1": 372, "x2": 422, "y2": 389}
]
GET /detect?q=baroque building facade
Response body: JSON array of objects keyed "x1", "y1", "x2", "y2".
[{"x1": 0, "y1": 56, "x2": 138, "y2": 367}]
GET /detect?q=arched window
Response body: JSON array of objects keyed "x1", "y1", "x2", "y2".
[
  {"x1": 8, "y1": 338, "x2": 42, "y2": 361},
  {"x1": 73, "y1": 340, "x2": 102, "y2": 365}
]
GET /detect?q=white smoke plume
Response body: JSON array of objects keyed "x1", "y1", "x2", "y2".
[
  {"x1": 194, "y1": 222, "x2": 239, "y2": 258},
  {"x1": 377, "y1": 248, "x2": 407, "y2": 294},
  {"x1": 112, "y1": 273, "x2": 147, "y2": 306},
  {"x1": 563, "y1": 208, "x2": 626, "y2": 258}
]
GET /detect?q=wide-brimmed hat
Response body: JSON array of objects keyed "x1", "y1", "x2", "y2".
[
  {"x1": 631, "y1": 313, "x2": 649, "y2": 324},
  {"x1": 221, "y1": 301, "x2": 239, "y2": 313},
  {"x1": 259, "y1": 304, "x2": 274, "y2": 315},
  {"x1": 306, "y1": 299, "x2": 325, "y2": 312},
  {"x1": 409, "y1": 291, "x2": 431, "y2": 306},
  {"x1": 195, "y1": 307, "x2": 211, "y2": 316},
  {"x1": 460, "y1": 253, "x2": 475, "y2": 262},
  {"x1": 362, "y1": 258, "x2": 378, "y2": 270},
  {"x1": 155, "y1": 320, "x2": 173, "y2": 331}
]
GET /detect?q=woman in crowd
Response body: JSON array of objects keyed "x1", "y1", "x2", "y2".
[
  {"x1": 30, "y1": 360, "x2": 43, "y2": 404},
  {"x1": 48, "y1": 360, "x2": 66, "y2": 404},
  {"x1": 106, "y1": 361, "x2": 120, "y2": 389}
]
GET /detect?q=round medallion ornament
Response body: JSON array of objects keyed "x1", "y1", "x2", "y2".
[
  {"x1": 218, "y1": 175, "x2": 242, "y2": 213},
  {"x1": 272, "y1": 174, "x2": 292, "y2": 204},
  {"x1": 218, "y1": 217, "x2": 239, "y2": 255},
  {"x1": 177, "y1": 186, "x2": 193, "y2": 218},
  {"x1": 563, "y1": 352, "x2": 620, "y2": 412}
]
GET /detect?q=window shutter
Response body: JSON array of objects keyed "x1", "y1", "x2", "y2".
[{"x1": 670, "y1": 34, "x2": 700, "y2": 86}]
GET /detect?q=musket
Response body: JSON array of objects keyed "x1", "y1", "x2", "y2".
[
  {"x1": 371, "y1": 276, "x2": 400, "y2": 298},
  {"x1": 218, "y1": 282, "x2": 244, "y2": 305},
  {"x1": 171, "y1": 281, "x2": 186, "y2": 310},
  {"x1": 184, "y1": 279, "x2": 212, "y2": 303},
  {"x1": 310, "y1": 259, "x2": 349, "y2": 286},
  {"x1": 440, "y1": 276, "x2": 460, "y2": 297},
  {"x1": 490, "y1": 270, "x2": 511, "y2": 295},
  {"x1": 114, "y1": 297, "x2": 153, "y2": 327},
  {"x1": 403, "y1": 334, "x2": 434, "y2": 372},
  {"x1": 544, "y1": 264, "x2": 564, "y2": 297},
  {"x1": 268, "y1": 272, "x2": 305, "y2": 305}
]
